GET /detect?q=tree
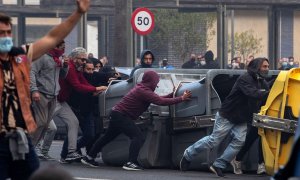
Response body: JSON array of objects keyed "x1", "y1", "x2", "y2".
[
  {"x1": 148, "y1": 9, "x2": 216, "y2": 62},
  {"x1": 228, "y1": 30, "x2": 263, "y2": 62}
]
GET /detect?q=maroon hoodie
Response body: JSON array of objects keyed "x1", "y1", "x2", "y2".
[{"x1": 113, "y1": 70, "x2": 183, "y2": 120}]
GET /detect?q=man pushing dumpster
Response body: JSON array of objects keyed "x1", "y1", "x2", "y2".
[
  {"x1": 81, "y1": 70, "x2": 192, "y2": 170},
  {"x1": 180, "y1": 58, "x2": 270, "y2": 177}
]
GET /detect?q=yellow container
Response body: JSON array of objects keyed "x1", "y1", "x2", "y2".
[{"x1": 258, "y1": 68, "x2": 300, "y2": 175}]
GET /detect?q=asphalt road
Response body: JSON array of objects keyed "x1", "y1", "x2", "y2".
[{"x1": 39, "y1": 141, "x2": 271, "y2": 180}]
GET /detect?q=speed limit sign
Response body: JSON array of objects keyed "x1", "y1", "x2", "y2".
[{"x1": 131, "y1": 7, "x2": 155, "y2": 36}]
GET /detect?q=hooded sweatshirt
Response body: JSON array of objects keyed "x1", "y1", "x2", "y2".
[
  {"x1": 129, "y1": 50, "x2": 155, "y2": 78},
  {"x1": 202, "y1": 50, "x2": 220, "y2": 69},
  {"x1": 219, "y1": 58, "x2": 270, "y2": 124},
  {"x1": 113, "y1": 70, "x2": 183, "y2": 120}
]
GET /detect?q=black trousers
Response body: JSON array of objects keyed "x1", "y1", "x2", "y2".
[
  {"x1": 88, "y1": 110, "x2": 145, "y2": 164},
  {"x1": 236, "y1": 125, "x2": 264, "y2": 164}
]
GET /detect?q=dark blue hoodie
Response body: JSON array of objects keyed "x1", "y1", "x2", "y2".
[{"x1": 129, "y1": 50, "x2": 155, "y2": 78}]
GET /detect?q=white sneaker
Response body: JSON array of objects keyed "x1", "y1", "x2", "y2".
[
  {"x1": 122, "y1": 162, "x2": 143, "y2": 171},
  {"x1": 257, "y1": 163, "x2": 266, "y2": 175},
  {"x1": 231, "y1": 158, "x2": 243, "y2": 174}
]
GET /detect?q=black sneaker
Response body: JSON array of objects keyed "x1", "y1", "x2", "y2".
[
  {"x1": 179, "y1": 156, "x2": 190, "y2": 171},
  {"x1": 81, "y1": 156, "x2": 99, "y2": 167},
  {"x1": 209, "y1": 165, "x2": 225, "y2": 177},
  {"x1": 122, "y1": 162, "x2": 143, "y2": 171},
  {"x1": 65, "y1": 151, "x2": 82, "y2": 161}
]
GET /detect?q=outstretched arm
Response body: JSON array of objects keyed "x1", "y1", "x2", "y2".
[{"x1": 30, "y1": 0, "x2": 90, "y2": 61}]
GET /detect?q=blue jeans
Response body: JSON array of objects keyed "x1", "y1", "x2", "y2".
[
  {"x1": 183, "y1": 112, "x2": 247, "y2": 169},
  {"x1": 0, "y1": 135, "x2": 40, "y2": 180}
]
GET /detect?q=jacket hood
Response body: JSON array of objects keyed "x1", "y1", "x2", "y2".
[
  {"x1": 140, "y1": 70, "x2": 159, "y2": 91},
  {"x1": 204, "y1": 50, "x2": 214, "y2": 62},
  {"x1": 247, "y1": 58, "x2": 269, "y2": 77},
  {"x1": 140, "y1": 49, "x2": 155, "y2": 68}
]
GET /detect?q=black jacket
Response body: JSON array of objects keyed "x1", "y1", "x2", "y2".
[
  {"x1": 202, "y1": 60, "x2": 220, "y2": 69},
  {"x1": 181, "y1": 59, "x2": 196, "y2": 69},
  {"x1": 219, "y1": 58, "x2": 270, "y2": 124}
]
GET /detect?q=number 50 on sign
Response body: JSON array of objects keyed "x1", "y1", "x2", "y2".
[{"x1": 131, "y1": 7, "x2": 155, "y2": 36}]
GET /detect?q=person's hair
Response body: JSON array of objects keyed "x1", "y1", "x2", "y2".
[
  {"x1": 69, "y1": 47, "x2": 87, "y2": 59},
  {"x1": 29, "y1": 166, "x2": 74, "y2": 180},
  {"x1": 83, "y1": 59, "x2": 94, "y2": 69},
  {"x1": 0, "y1": 13, "x2": 12, "y2": 27},
  {"x1": 144, "y1": 51, "x2": 153, "y2": 58}
]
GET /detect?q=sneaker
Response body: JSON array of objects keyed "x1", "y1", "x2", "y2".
[
  {"x1": 209, "y1": 165, "x2": 225, "y2": 177},
  {"x1": 41, "y1": 153, "x2": 55, "y2": 161},
  {"x1": 231, "y1": 158, "x2": 243, "y2": 174},
  {"x1": 59, "y1": 158, "x2": 69, "y2": 164},
  {"x1": 179, "y1": 156, "x2": 190, "y2": 171},
  {"x1": 35, "y1": 147, "x2": 44, "y2": 158},
  {"x1": 81, "y1": 156, "x2": 99, "y2": 167},
  {"x1": 257, "y1": 163, "x2": 266, "y2": 175},
  {"x1": 122, "y1": 162, "x2": 143, "y2": 171},
  {"x1": 65, "y1": 151, "x2": 82, "y2": 161}
]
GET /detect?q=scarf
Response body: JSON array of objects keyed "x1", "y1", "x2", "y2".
[{"x1": 48, "y1": 49, "x2": 64, "y2": 67}]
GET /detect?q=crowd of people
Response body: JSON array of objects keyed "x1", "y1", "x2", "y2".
[{"x1": 0, "y1": 0, "x2": 299, "y2": 179}]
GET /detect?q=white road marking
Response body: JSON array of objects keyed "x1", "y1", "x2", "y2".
[{"x1": 75, "y1": 178, "x2": 111, "y2": 180}]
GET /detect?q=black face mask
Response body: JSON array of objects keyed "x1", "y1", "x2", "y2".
[
  {"x1": 259, "y1": 70, "x2": 269, "y2": 78},
  {"x1": 83, "y1": 72, "x2": 93, "y2": 82}
]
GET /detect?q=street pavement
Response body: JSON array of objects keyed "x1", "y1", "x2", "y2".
[{"x1": 39, "y1": 141, "x2": 271, "y2": 180}]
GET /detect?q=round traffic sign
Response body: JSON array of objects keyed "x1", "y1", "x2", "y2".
[{"x1": 131, "y1": 7, "x2": 155, "y2": 36}]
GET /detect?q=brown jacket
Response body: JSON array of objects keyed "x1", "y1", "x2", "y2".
[{"x1": 0, "y1": 55, "x2": 36, "y2": 133}]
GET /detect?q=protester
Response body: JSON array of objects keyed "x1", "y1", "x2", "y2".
[
  {"x1": 89, "y1": 57, "x2": 102, "y2": 72},
  {"x1": 81, "y1": 70, "x2": 192, "y2": 170},
  {"x1": 135, "y1": 57, "x2": 141, "y2": 66},
  {"x1": 181, "y1": 53, "x2": 197, "y2": 69},
  {"x1": 245, "y1": 55, "x2": 254, "y2": 68},
  {"x1": 55, "y1": 47, "x2": 106, "y2": 163},
  {"x1": 75, "y1": 59, "x2": 107, "y2": 155},
  {"x1": 0, "y1": 0, "x2": 90, "y2": 179},
  {"x1": 201, "y1": 50, "x2": 220, "y2": 69},
  {"x1": 100, "y1": 56, "x2": 109, "y2": 66},
  {"x1": 180, "y1": 58, "x2": 270, "y2": 177},
  {"x1": 160, "y1": 58, "x2": 174, "y2": 69},
  {"x1": 130, "y1": 50, "x2": 155, "y2": 78},
  {"x1": 30, "y1": 40, "x2": 68, "y2": 161},
  {"x1": 194, "y1": 55, "x2": 206, "y2": 69}
]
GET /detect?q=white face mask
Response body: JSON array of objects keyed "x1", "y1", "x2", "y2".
[
  {"x1": 200, "y1": 61, "x2": 206, "y2": 65},
  {"x1": 289, "y1": 62, "x2": 294, "y2": 66},
  {"x1": 232, "y1": 62, "x2": 239, "y2": 67}
]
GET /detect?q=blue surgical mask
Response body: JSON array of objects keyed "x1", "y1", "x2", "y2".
[
  {"x1": 282, "y1": 62, "x2": 288, "y2": 67},
  {"x1": 0, "y1": 37, "x2": 13, "y2": 53}
]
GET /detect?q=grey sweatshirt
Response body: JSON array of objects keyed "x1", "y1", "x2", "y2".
[{"x1": 30, "y1": 54, "x2": 68, "y2": 97}]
